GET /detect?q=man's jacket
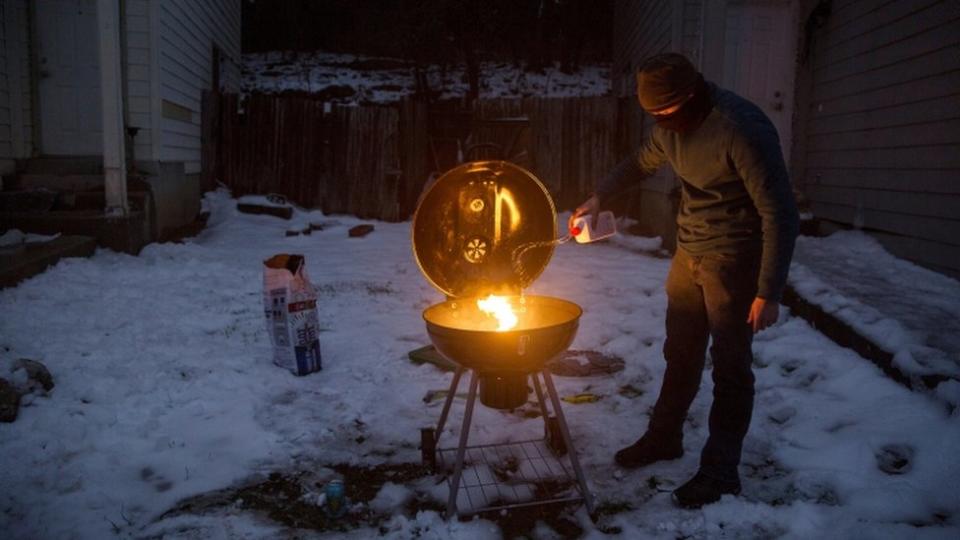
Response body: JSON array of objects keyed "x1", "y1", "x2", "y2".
[{"x1": 597, "y1": 82, "x2": 800, "y2": 301}]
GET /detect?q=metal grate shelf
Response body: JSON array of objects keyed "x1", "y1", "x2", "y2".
[
  {"x1": 436, "y1": 437, "x2": 584, "y2": 516},
  {"x1": 426, "y1": 367, "x2": 594, "y2": 517}
]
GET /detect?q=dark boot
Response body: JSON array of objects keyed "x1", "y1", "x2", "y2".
[
  {"x1": 671, "y1": 472, "x2": 741, "y2": 509},
  {"x1": 614, "y1": 434, "x2": 683, "y2": 469}
]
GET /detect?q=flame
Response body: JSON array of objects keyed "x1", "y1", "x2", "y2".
[{"x1": 477, "y1": 294, "x2": 518, "y2": 331}]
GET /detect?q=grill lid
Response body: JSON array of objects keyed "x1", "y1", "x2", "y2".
[{"x1": 412, "y1": 161, "x2": 557, "y2": 298}]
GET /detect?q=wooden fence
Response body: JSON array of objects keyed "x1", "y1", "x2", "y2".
[
  {"x1": 202, "y1": 92, "x2": 626, "y2": 221},
  {"x1": 204, "y1": 92, "x2": 402, "y2": 220}
]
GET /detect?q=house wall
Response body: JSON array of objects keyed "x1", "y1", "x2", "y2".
[
  {"x1": 0, "y1": 0, "x2": 33, "y2": 174},
  {"x1": 125, "y1": 0, "x2": 154, "y2": 163},
  {"x1": 0, "y1": 1, "x2": 239, "y2": 239},
  {"x1": 0, "y1": 0, "x2": 11, "y2": 169},
  {"x1": 612, "y1": 0, "x2": 703, "y2": 250},
  {"x1": 0, "y1": 0, "x2": 163, "y2": 166},
  {"x1": 157, "y1": 0, "x2": 241, "y2": 174},
  {"x1": 682, "y1": 0, "x2": 704, "y2": 64},
  {"x1": 613, "y1": 0, "x2": 673, "y2": 98},
  {"x1": 794, "y1": 0, "x2": 960, "y2": 275}
]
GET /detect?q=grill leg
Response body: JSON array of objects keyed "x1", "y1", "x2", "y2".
[
  {"x1": 532, "y1": 372, "x2": 565, "y2": 453},
  {"x1": 542, "y1": 369, "x2": 595, "y2": 514},
  {"x1": 446, "y1": 369, "x2": 479, "y2": 518},
  {"x1": 434, "y1": 366, "x2": 465, "y2": 447},
  {"x1": 531, "y1": 371, "x2": 549, "y2": 419}
]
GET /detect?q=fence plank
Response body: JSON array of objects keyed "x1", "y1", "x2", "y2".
[
  {"x1": 529, "y1": 97, "x2": 566, "y2": 200},
  {"x1": 399, "y1": 98, "x2": 431, "y2": 217}
]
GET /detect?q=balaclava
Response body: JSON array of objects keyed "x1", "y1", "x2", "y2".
[{"x1": 637, "y1": 53, "x2": 713, "y2": 133}]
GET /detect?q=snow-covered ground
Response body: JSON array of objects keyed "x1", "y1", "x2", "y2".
[
  {"x1": 789, "y1": 232, "x2": 960, "y2": 386},
  {"x1": 1, "y1": 190, "x2": 958, "y2": 539},
  {"x1": 242, "y1": 51, "x2": 610, "y2": 104}
]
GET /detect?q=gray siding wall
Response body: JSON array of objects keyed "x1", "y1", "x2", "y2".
[
  {"x1": 0, "y1": 0, "x2": 11, "y2": 161},
  {"x1": 158, "y1": 0, "x2": 241, "y2": 173},
  {"x1": 605, "y1": 0, "x2": 701, "y2": 142},
  {"x1": 613, "y1": 0, "x2": 698, "y2": 249},
  {"x1": 126, "y1": 0, "x2": 154, "y2": 162},
  {"x1": 798, "y1": 0, "x2": 960, "y2": 274},
  {"x1": 682, "y1": 0, "x2": 703, "y2": 65},
  {"x1": 613, "y1": 0, "x2": 673, "y2": 98},
  {"x1": 0, "y1": 0, "x2": 32, "y2": 165}
]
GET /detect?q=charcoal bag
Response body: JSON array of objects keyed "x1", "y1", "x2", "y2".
[{"x1": 263, "y1": 254, "x2": 322, "y2": 375}]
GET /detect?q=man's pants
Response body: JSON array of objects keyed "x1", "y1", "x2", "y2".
[{"x1": 647, "y1": 248, "x2": 760, "y2": 483}]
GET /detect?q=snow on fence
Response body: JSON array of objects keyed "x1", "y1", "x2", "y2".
[{"x1": 202, "y1": 91, "x2": 623, "y2": 221}]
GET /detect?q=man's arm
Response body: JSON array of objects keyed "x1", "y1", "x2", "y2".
[
  {"x1": 729, "y1": 122, "x2": 800, "y2": 305},
  {"x1": 595, "y1": 132, "x2": 668, "y2": 203}
]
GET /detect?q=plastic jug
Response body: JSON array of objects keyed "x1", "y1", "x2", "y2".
[{"x1": 570, "y1": 211, "x2": 617, "y2": 243}]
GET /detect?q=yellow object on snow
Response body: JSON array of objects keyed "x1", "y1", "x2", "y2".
[{"x1": 561, "y1": 393, "x2": 601, "y2": 404}]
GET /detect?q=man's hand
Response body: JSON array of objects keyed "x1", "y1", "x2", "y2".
[
  {"x1": 569, "y1": 194, "x2": 600, "y2": 233},
  {"x1": 747, "y1": 297, "x2": 778, "y2": 333}
]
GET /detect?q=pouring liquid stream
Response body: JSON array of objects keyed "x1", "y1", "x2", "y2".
[
  {"x1": 511, "y1": 234, "x2": 574, "y2": 285},
  {"x1": 510, "y1": 235, "x2": 573, "y2": 328},
  {"x1": 511, "y1": 211, "x2": 617, "y2": 287}
]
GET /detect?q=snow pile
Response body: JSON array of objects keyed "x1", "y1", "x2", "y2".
[
  {"x1": 369, "y1": 482, "x2": 414, "y2": 514},
  {"x1": 236, "y1": 194, "x2": 292, "y2": 209},
  {"x1": 242, "y1": 51, "x2": 610, "y2": 104},
  {"x1": 0, "y1": 229, "x2": 60, "y2": 247},
  {"x1": 1, "y1": 190, "x2": 957, "y2": 538},
  {"x1": 610, "y1": 233, "x2": 665, "y2": 256},
  {"x1": 789, "y1": 231, "x2": 960, "y2": 381},
  {"x1": 378, "y1": 511, "x2": 501, "y2": 540}
]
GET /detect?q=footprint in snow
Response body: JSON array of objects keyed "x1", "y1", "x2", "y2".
[
  {"x1": 779, "y1": 358, "x2": 804, "y2": 375},
  {"x1": 140, "y1": 466, "x2": 174, "y2": 492},
  {"x1": 767, "y1": 406, "x2": 797, "y2": 425},
  {"x1": 875, "y1": 443, "x2": 914, "y2": 475}
]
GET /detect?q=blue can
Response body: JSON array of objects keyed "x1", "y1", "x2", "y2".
[{"x1": 325, "y1": 479, "x2": 346, "y2": 518}]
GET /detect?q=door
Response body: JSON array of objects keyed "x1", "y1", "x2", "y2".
[
  {"x1": 722, "y1": 1, "x2": 797, "y2": 165},
  {"x1": 36, "y1": 0, "x2": 103, "y2": 155}
]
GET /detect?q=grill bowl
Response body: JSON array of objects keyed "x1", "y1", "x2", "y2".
[{"x1": 423, "y1": 295, "x2": 581, "y2": 373}]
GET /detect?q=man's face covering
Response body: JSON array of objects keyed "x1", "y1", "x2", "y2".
[{"x1": 648, "y1": 76, "x2": 714, "y2": 134}]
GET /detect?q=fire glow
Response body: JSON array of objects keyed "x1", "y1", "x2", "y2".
[{"x1": 477, "y1": 294, "x2": 518, "y2": 331}]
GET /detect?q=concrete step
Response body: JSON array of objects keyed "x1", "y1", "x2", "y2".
[
  {"x1": 15, "y1": 174, "x2": 105, "y2": 192},
  {"x1": 0, "y1": 188, "x2": 151, "y2": 213},
  {"x1": 0, "y1": 209, "x2": 150, "y2": 254},
  {"x1": 54, "y1": 190, "x2": 111, "y2": 210},
  {"x1": 0, "y1": 235, "x2": 97, "y2": 289},
  {"x1": 2, "y1": 209, "x2": 110, "y2": 236},
  {"x1": 782, "y1": 286, "x2": 950, "y2": 392},
  {"x1": 0, "y1": 190, "x2": 58, "y2": 213},
  {"x1": 23, "y1": 156, "x2": 103, "y2": 175},
  {"x1": 10, "y1": 173, "x2": 151, "y2": 193}
]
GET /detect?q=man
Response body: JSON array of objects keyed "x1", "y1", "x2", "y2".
[{"x1": 571, "y1": 53, "x2": 799, "y2": 508}]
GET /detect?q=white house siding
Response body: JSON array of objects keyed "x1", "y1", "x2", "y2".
[
  {"x1": 799, "y1": 0, "x2": 960, "y2": 275},
  {"x1": 158, "y1": 0, "x2": 240, "y2": 174},
  {"x1": 125, "y1": 0, "x2": 154, "y2": 162},
  {"x1": 0, "y1": 0, "x2": 32, "y2": 166}
]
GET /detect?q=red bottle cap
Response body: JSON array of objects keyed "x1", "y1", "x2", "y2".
[{"x1": 569, "y1": 226, "x2": 581, "y2": 236}]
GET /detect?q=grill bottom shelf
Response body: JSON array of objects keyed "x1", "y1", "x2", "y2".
[{"x1": 436, "y1": 438, "x2": 585, "y2": 515}]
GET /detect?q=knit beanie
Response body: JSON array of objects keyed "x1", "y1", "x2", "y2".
[{"x1": 636, "y1": 53, "x2": 701, "y2": 112}]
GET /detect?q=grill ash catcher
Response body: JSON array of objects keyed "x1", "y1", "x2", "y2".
[{"x1": 412, "y1": 161, "x2": 595, "y2": 518}]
